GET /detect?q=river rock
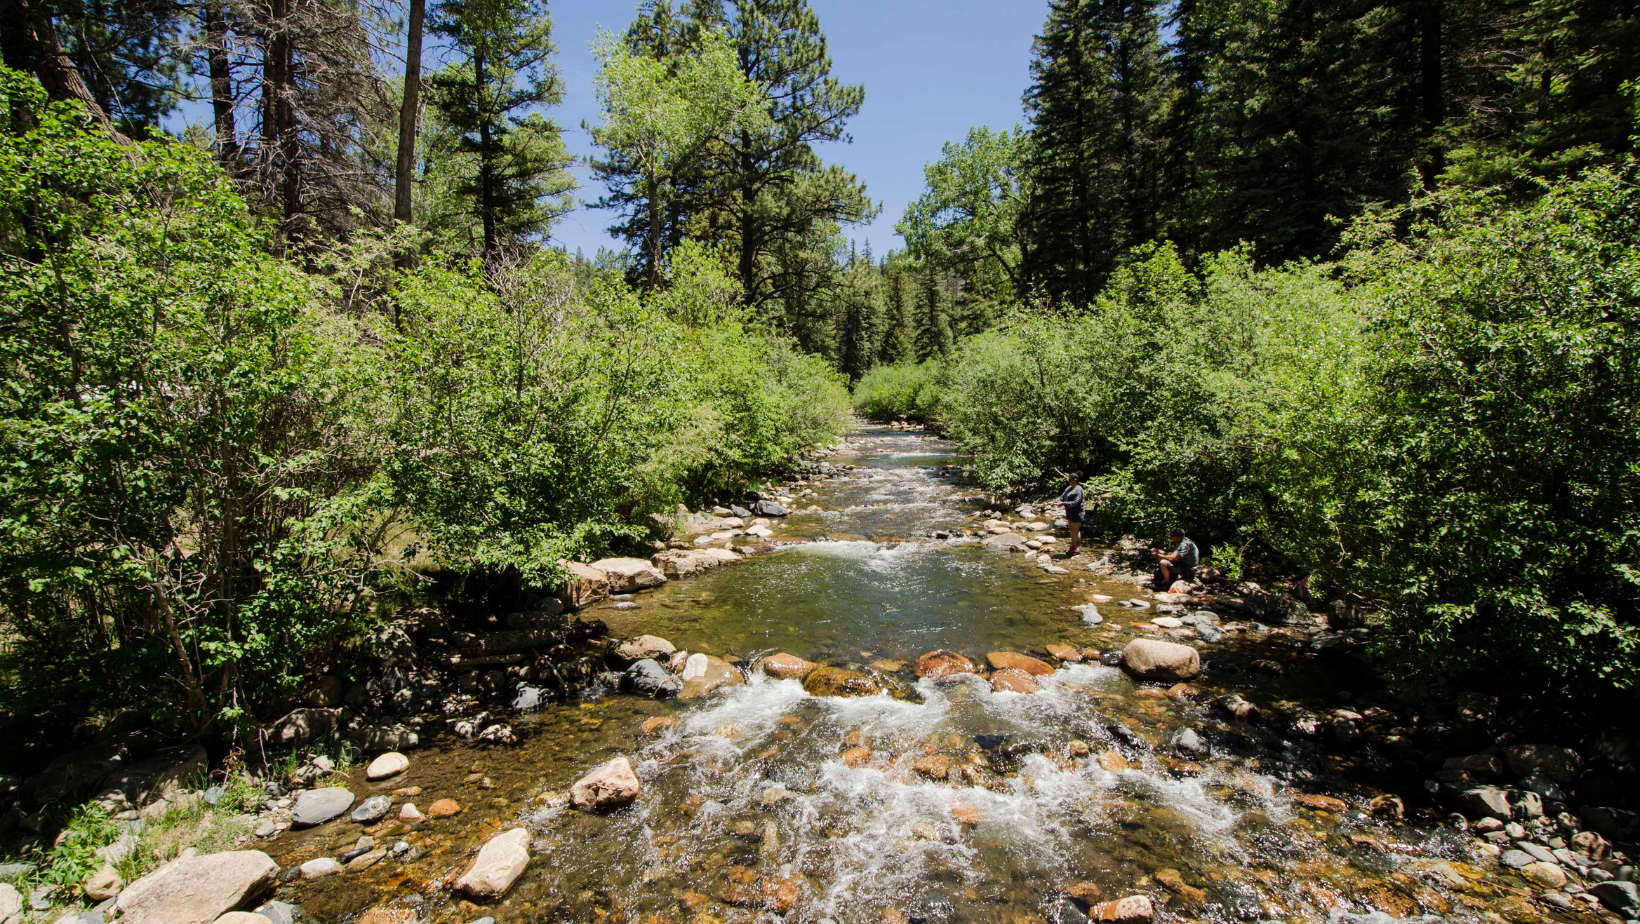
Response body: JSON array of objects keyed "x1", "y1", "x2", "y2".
[
  {"x1": 679, "y1": 654, "x2": 744, "y2": 699},
  {"x1": 981, "y1": 533, "x2": 1030, "y2": 552},
  {"x1": 703, "y1": 548, "x2": 741, "y2": 564},
  {"x1": 398, "y1": 803, "x2": 424, "y2": 822},
  {"x1": 364, "y1": 752, "x2": 408, "y2": 781},
  {"x1": 986, "y1": 652, "x2": 1054, "y2": 676},
  {"x1": 456, "y1": 828, "x2": 530, "y2": 899},
  {"x1": 1458, "y1": 787, "x2": 1513, "y2": 821},
  {"x1": 290, "y1": 788, "x2": 354, "y2": 827},
  {"x1": 298, "y1": 858, "x2": 341, "y2": 880},
  {"x1": 753, "y1": 500, "x2": 788, "y2": 517},
  {"x1": 213, "y1": 913, "x2": 271, "y2": 924},
  {"x1": 1520, "y1": 861, "x2": 1566, "y2": 889},
  {"x1": 916, "y1": 650, "x2": 975, "y2": 680},
  {"x1": 0, "y1": 885, "x2": 19, "y2": 924},
  {"x1": 116, "y1": 850, "x2": 278, "y2": 924},
  {"x1": 651, "y1": 549, "x2": 718, "y2": 579},
  {"x1": 1589, "y1": 881, "x2": 1639, "y2": 917},
  {"x1": 1172, "y1": 729, "x2": 1205, "y2": 757},
  {"x1": 990, "y1": 668, "x2": 1039, "y2": 694},
  {"x1": 761, "y1": 653, "x2": 818, "y2": 680},
  {"x1": 623, "y1": 659, "x2": 681, "y2": 698},
  {"x1": 804, "y1": 666, "x2": 881, "y2": 697},
  {"x1": 589, "y1": 558, "x2": 666, "y2": 593},
  {"x1": 1504, "y1": 744, "x2": 1582, "y2": 784},
  {"x1": 617, "y1": 635, "x2": 676, "y2": 662},
  {"x1": 570, "y1": 756, "x2": 641, "y2": 810},
  {"x1": 1090, "y1": 895, "x2": 1153, "y2": 923},
  {"x1": 558, "y1": 561, "x2": 609, "y2": 609},
  {"x1": 350, "y1": 795, "x2": 391, "y2": 824},
  {"x1": 1075, "y1": 604, "x2": 1103, "y2": 625},
  {"x1": 1119, "y1": 639, "x2": 1201, "y2": 681},
  {"x1": 426, "y1": 798, "x2": 462, "y2": 818},
  {"x1": 1046, "y1": 644, "x2": 1082, "y2": 662}
]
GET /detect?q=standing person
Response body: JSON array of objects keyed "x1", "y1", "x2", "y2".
[
  {"x1": 1151, "y1": 527, "x2": 1199, "y2": 587},
  {"x1": 1059, "y1": 471, "x2": 1086, "y2": 556}
]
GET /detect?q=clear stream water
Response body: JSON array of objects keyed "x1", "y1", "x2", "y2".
[{"x1": 270, "y1": 427, "x2": 1549, "y2": 924}]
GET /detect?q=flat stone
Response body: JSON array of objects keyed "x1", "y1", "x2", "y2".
[
  {"x1": 364, "y1": 753, "x2": 408, "y2": 781},
  {"x1": 455, "y1": 828, "x2": 529, "y2": 899},
  {"x1": 290, "y1": 788, "x2": 354, "y2": 827},
  {"x1": 350, "y1": 796, "x2": 391, "y2": 824},
  {"x1": 1045, "y1": 644, "x2": 1082, "y2": 662},
  {"x1": 1090, "y1": 895, "x2": 1153, "y2": 923},
  {"x1": 345, "y1": 851, "x2": 385, "y2": 872},
  {"x1": 1520, "y1": 861, "x2": 1566, "y2": 889},
  {"x1": 990, "y1": 668, "x2": 1039, "y2": 693},
  {"x1": 916, "y1": 650, "x2": 975, "y2": 680},
  {"x1": 116, "y1": 850, "x2": 278, "y2": 924},
  {"x1": 589, "y1": 558, "x2": 666, "y2": 593},
  {"x1": 570, "y1": 756, "x2": 640, "y2": 810},
  {"x1": 985, "y1": 652, "x2": 1054, "y2": 676},
  {"x1": 617, "y1": 635, "x2": 676, "y2": 662},
  {"x1": 426, "y1": 799, "x2": 462, "y2": 818},
  {"x1": 0, "y1": 884, "x2": 19, "y2": 924}
]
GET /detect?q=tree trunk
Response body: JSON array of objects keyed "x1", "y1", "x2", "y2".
[
  {"x1": 1418, "y1": 0, "x2": 1444, "y2": 191},
  {"x1": 394, "y1": 0, "x2": 425, "y2": 226},
  {"x1": 204, "y1": 0, "x2": 237, "y2": 160},
  {"x1": 647, "y1": 171, "x2": 662, "y2": 290},
  {"x1": 263, "y1": 0, "x2": 300, "y2": 243},
  {"x1": 476, "y1": 49, "x2": 497, "y2": 266},
  {"x1": 0, "y1": 0, "x2": 126, "y2": 139}
]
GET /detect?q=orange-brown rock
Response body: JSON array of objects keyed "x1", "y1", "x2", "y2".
[
  {"x1": 426, "y1": 799, "x2": 462, "y2": 818},
  {"x1": 989, "y1": 668, "x2": 1040, "y2": 693},
  {"x1": 803, "y1": 666, "x2": 882, "y2": 698},
  {"x1": 1067, "y1": 882, "x2": 1103, "y2": 905},
  {"x1": 841, "y1": 746, "x2": 872, "y2": 768},
  {"x1": 763, "y1": 874, "x2": 805, "y2": 913},
  {"x1": 985, "y1": 652, "x2": 1054, "y2": 676},
  {"x1": 1091, "y1": 895, "x2": 1154, "y2": 923},
  {"x1": 950, "y1": 799, "x2": 981, "y2": 825},
  {"x1": 1097, "y1": 751, "x2": 1130, "y2": 773},
  {"x1": 760, "y1": 653, "x2": 817, "y2": 680},
  {"x1": 913, "y1": 754, "x2": 950, "y2": 780},
  {"x1": 1045, "y1": 644, "x2": 1083, "y2": 662},
  {"x1": 916, "y1": 650, "x2": 975, "y2": 680},
  {"x1": 641, "y1": 716, "x2": 677, "y2": 735},
  {"x1": 1165, "y1": 683, "x2": 1197, "y2": 701},
  {"x1": 357, "y1": 907, "x2": 417, "y2": 924},
  {"x1": 1293, "y1": 793, "x2": 1348, "y2": 813}
]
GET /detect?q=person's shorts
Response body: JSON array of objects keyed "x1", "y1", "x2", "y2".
[{"x1": 1064, "y1": 505, "x2": 1083, "y2": 524}]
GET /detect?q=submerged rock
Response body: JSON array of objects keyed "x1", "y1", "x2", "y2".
[
  {"x1": 1089, "y1": 895, "x2": 1153, "y2": 923},
  {"x1": 679, "y1": 655, "x2": 744, "y2": 699},
  {"x1": 803, "y1": 666, "x2": 881, "y2": 698},
  {"x1": 990, "y1": 668, "x2": 1039, "y2": 694},
  {"x1": 985, "y1": 652, "x2": 1054, "y2": 676}
]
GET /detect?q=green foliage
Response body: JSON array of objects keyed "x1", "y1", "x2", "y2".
[
  {"x1": 852, "y1": 361, "x2": 944, "y2": 425},
  {"x1": 0, "y1": 65, "x2": 382, "y2": 738},
  {"x1": 899, "y1": 126, "x2": 1031, "y2": 307},
  {"x1": 23, "y1": 802, "x2": 119, "y2": 891}
]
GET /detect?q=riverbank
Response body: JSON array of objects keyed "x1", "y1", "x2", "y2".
[{"x1": 2, "y1": 427, "x2": 1635, "y2": 924}]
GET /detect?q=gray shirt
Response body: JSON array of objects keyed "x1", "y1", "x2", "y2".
[
  {"x1": 1175, "y1": 538, "x2": 1199, "y2": 571},
  {"x1": 1059, "y1": 484, "x2": 1084, "y2": 508}
]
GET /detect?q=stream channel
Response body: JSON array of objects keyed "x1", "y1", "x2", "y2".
[{"x1": 269, "y1": 426, "x2": 1549, "y2": 924}]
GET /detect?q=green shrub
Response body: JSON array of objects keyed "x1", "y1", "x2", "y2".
[{"x1": 852, "y1": 360, "x2": 944, "y2": 423}]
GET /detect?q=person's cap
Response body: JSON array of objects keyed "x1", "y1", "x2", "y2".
[{"x1": 1169, "y1": 527, "x2": 1184, "y2": 537}]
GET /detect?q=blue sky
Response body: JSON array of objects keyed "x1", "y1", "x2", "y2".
[{"x1": 548, "y1": 0, "x2": 1049, "y2": 257}]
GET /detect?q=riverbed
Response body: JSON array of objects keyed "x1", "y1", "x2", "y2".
[{"x1": 266, "y1": 427, "x2": 1566, "y2": 924}]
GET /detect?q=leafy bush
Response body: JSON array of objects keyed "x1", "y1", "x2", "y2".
[{"x1": 852, "y1": 360, "x2": 944, "y2": 423}]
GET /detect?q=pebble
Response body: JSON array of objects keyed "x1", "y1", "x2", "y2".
[
  {"x1": 427, "y1": 799, "x2": 462, "y2": 818},
  {"x1": 399, "y1": 803, "x2": 425, "y2": 822},
  {"x1": 351, "y1": 796, "x2": 392, "y2": 824}
]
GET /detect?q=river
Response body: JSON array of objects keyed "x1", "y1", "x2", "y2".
[{"x1": 269, "y1": 426, "x2": 1549, "y2": 924}]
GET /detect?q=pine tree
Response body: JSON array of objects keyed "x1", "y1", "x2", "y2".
[
  {"x1": 878, "y1": 255, "x2": 917, "y2": 366},
  {"x1": 426, "y1": 0, "x2": 575, "y2": 264},
  {"x1": 915, "y1": 263, "x2": 955, "y2": 361}
]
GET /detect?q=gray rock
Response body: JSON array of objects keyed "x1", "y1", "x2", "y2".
[
  {"x1": 53, "y1": 912, "x2": 103, "y2": 924},
  {"x1": 1194, "y1": 624, "x2": 1224, "y2": 643},
  {"x1": 1540, "y1": 892, "x2": 1574, "y2": 912},
  {"x1": 470, "y1": 919, "x2": 496, "y2": 924},
  {"x1": 1310, "y1": 635, "x2": 1355, "y2": 653},
  {"x1": 1075, "y1": 603, "x2": 1102, "y2": 625},
  {"x1": 623, "y1": 659, "x2": 681, "y2": 699},
  {"x1": 729, "y1": 505, "x2": 752, "y2": 519},
  {"x1": 203, "y1": 786, "x2": 225, "y2": 806},
  {"x1": 0, "y1": 864, "x2": 33, "y2": 885},
  {"x1": 1516, "y1": 842, "x2": 1556, "y2": 864},
  {"x1": 115, "y1": 850, "x2": 279, "y2": 924},
  {"x1": 752, "y1": 500, "x2": 788, "y2": 517},
  {"x1": 254, "y1": 818, "x2": 276, "y2": 838},
  {"x1": 1327, "y1": 912, "x2": 1444, "y2": 924},
  {"x1": 1458, "y1": 787, "x2": 1513, "y2": 821},
  {"x1": 290, "y1": 787, "x2": 354, "y2": 827},
  {"x1": 1172, "y1": 729, "x2": 1205, "y2": 757},
  {"x1": 253, "y1": 902, "x2": 299, "y2": 924},
  {"x1": 511, "y1": 685, "x2": 545, "y2": 712},
  {"x1": 1501, "y1": 850, "x2": 1535, "y2": 869},
  {"x1": 350, "y1": 796, "x2": 391, "y2": 824},
  {"x1": 1590, "y1": 881, "x2": 1639, "y2": 918}
]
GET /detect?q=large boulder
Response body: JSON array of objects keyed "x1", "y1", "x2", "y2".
[
  {"x1": 1456, "y1": 787, "x2": 1513, "y2": 821},
  {"x1": 986, "y1": 652, "x2": 1054, "y2": 677},
  {"x1": 1119, "y1": 639, "x2": 1201, "y2": 682},
  {"x1": 590, "y1": 558, "x2": 667, "y2": 594},
  {"x1": 651, "y1": 549, "x2": 719, "y2": 580},
  {"x1": 753, "y1": 500, "x2": 788, "y2": 517},
  {"x1": 803, "y1": 666, "x2": 882, "y2": 698},
  {"x1": 290, "y1": 787, "x2": 354, "y2": 827},
  {"x1": 456, "y1": 828, "x2": 530, "y2": 899},
  {"x1": 679, "y1": 654, "x2": 744, "y2": 699},
  {"x1": 1589, "y1": 881, "x2": 1639, "y2": 918},
  {"x1": 760, "y1": 653, "x2": 818, "y2": 680},
  {"x1": 116, "y1": 851, "x2": 278, "y2": 924},
  {"x1": 556, "y1": 561, "x2": 609, "y2": 610},
  {"x1": 1504, "y1": 744, "x2": 1582, "y2": 784},
  {"x1": 981, "y1": 533, "x2": 1030, "y2": 552},
  {"x1": 702, "y1": 548, "x2": 741, "y2": 565},
  {"x1": 570, "y1": 757, "x2": 641, "y2": 810},
  {"x1": 97, "y1": 745, "x2": 208, "y2": 804},
  {"x1": 616, "y1": 635, "x2": 676, "y2": 662},
  {"x1": 916, "y1": 650, "x2": 976, "y2": 681}
]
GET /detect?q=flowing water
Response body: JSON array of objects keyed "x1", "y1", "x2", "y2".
[{"x1": 270, "y1": 427, "x2": 1551, "y2": 924}]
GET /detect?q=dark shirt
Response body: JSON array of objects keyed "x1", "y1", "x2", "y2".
[
  {"x1": 1059, "y1": 484, "x2": 1085, "y2": 507},
  {"x1": 1175, "y1": 538, "x2": 1199, "y2": 571}
]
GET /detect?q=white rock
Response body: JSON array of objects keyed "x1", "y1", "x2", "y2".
[
  {"x1": 364, "y1": 752, "x2": 408, "y2": 781},
  {"x1": 569, "y1": 756, "x2": 641, "y2": 810},
  {"x1": 298, "y1": 858, "x2": 342, "y2": 880},
  {"x1": 116, "y1": 850, "x2": 279, "y2": 924},
  {"x1": 589, "y1": 558, "x2": 666, "y2": 593},
  {"x1": 455, "y1": 828, "x2": 530, "y2": 899}
]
